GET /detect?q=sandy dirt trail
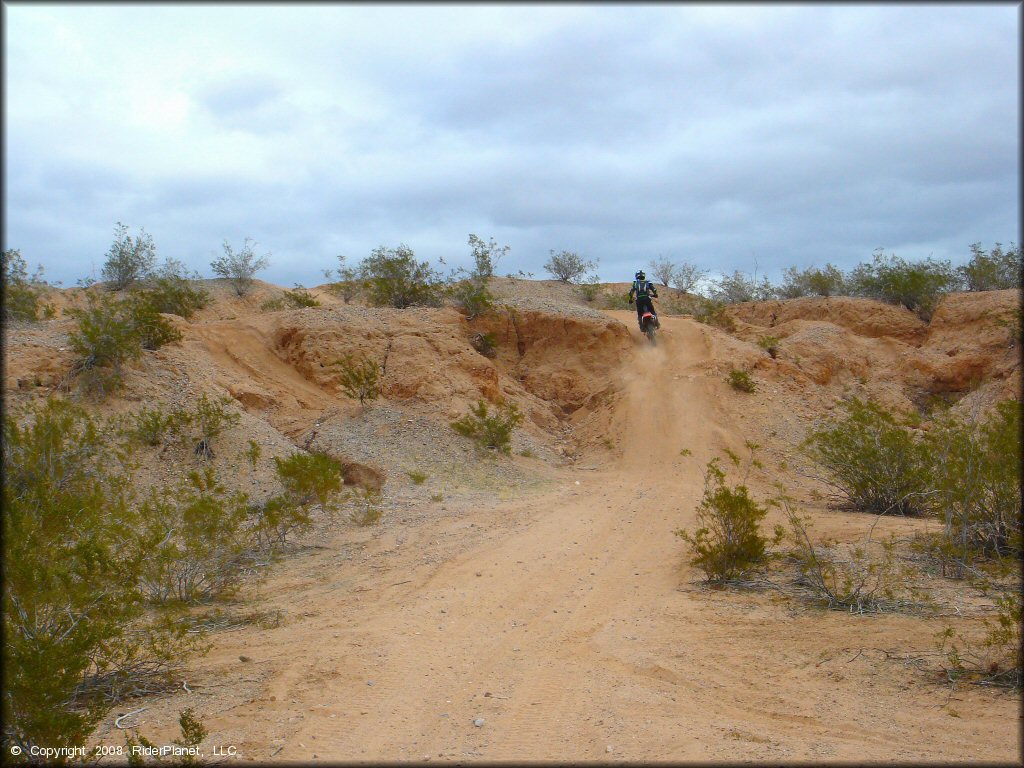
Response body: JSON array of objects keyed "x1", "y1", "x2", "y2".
[{"x1": 168, "y1": 315, "x2": 1017, "y2": 763}]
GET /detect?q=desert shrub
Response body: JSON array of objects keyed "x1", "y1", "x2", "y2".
[
  {"x1": 448, "y1": 273, "x2": 494, "y2": 319},
  {"x1": 543, "y1": 249, "x2": 597, "y2": 283},
  {"x1": 673, "y1": 262, "x2": 709, "y2": 294},
  {"x1": 189, "y1": 393, "x2": 240, "y2": 459},
  {"x1": 137, "y1": 468, "x2": 251, "y2": 604},
  {"x1": 2, "y1": 399, "x2": 197, "y2": 752},
  {"x1": 323, "y1": 254, "x2": 362, "y2": 303},
  {"x1": 600, "y1": 290, "x2": 634, "y2": 311},
  {"x1": 260, "y1": 296, "x2": 286, "y2": 311},
  {"x1": 757, "y1": 335, "x2": 781, "y2": 359},
  {"x1": 451, "y1": 399, "x2": 524, "y2": 453},
  {"x1": 282, "y1": 285, "x2": 320, "y2": 308},
  {"x1": 470, "y1": 331, "x2": 497, "y2": 358},
  {"x1": 243, "y1": 439, "x2": 262, "y2": 469},
  {"x1": 777, "y1": 264, "x2": 847, "y2": 298},
  {"x1": 710, "y1": 270, "x2": 776, "y2": 303},
  {"x1": 350, "y1": 487, "x2": 384, "y2": 526},
  {"x1": 726, "y1": 368, "x2": 756, "y2": 392},
  {"x1": 408, "y1": 470, "x2": 428, "y2": 485},
  {"x1": 140, "y1": 258, "x2": 210, "y2": 318},
  {"x1": 332, "y1": 354, "x2": 381, "y2": 405},
  {"x1": 125, "y1": 707, "x2": 208, "y2": 767},
  {"x1": 360, "y1": 244, "x2": 444, "y2": 308},
  {"x1": 802, "y1": 397, "x2": 932, "y2": 515},
  {"x1": 252, "y1": 451, "x2": 346, "y2": 549},
  {"x1": 2, "y1": 249, "x2": 51, "y2": 321},
  {"x1": 784, "y1": 505, "x2": 928, "y2": 613},
  {"x1": 848, "y1": 249, "x2": 959, "y2": 320},
  {"x1": 691, "y1": 297, "x2": 736, "y2": 331},
  {"x1": 577, "y1": 278, "x2": 603, "y2": 302},
  {"x1": 923, "y1": 400, "x2": 1021, "y2": 566},
  {"x1": 102, "y1": 222, "x2": 157, "y2": 291},
  {"x1": 675, "y1": 450, "x2": 783, "y2": 583},
  {"x1": 938, "y1": 590, "x2": 1022, "y2": 689},
  {"x1": 126, "y1": 291, "x2": 184, "y2": 351},
  {"x1": 127, "y1": 405, "x2": 188, "y2": 447},
  {"x1": 649, "y1": 257, "x2": 677, "y2": 287},
  {"x1": 958, "y1": 242, "x2": 1021, "y2": 292},
  {"x1": 210, "y1": 237, "x2": 269, "y2": 297},
  {"x1": 66, "y1": 291, "x2": 143, "y2": 396},
  {"x1": 467, "y1": 233, "x2": 508, "y2": 279}
]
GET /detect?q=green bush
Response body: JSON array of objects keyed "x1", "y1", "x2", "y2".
[
  {"x1": 451, "y1": 399, "x2": 524, "y2": 453},
  {"x1": 139, "y1": 258, "x2": 210, "y2": 318},
  {"x1": 467, "y1": 233, "x2": 508, "y2": 279},
  {"x1": 924, "y1": 400, "x2": 1021, "y2": 564},
  {"x1": 252, "y1": 451, "x2": 346, "y2": 549},
  {"x1": 125, "y1": 707, "x2": 207, "y2": 767},
  {"x1": 691, "y1": 297, "x2": 736, "y2": 331},
  {"x1": 101, "y1": 222, "x2": 157, "y2": 291},
  {"x1": 802, "y1": 397, "x2": 932, "y2": 515},
  {"x1": 323, "y1": 254, "x2": 362, "y2": 303},
  {"x1": 127, "y1": 292, "x2": 184, "y2": 351},
  {"x1": 2, "y1": 399, "x2": 199, "y2": 752},
  {"x1": 2, "y1": 249, "x2": 51, "y2": 321},
  {"x1": 210, "y1": 237, "x2": 269, "y2": 297},
  {"x1": 66, "y1": 291, "x2": 143, "y2": 395},
  {"x1": 350, "y1": 487, "x2": 384, "y2": 526},
  {"x1": 128, "y1": 405, "x2": 190, "y2": 447},
  {"x1": 543, "y1": 249, "x2": 597, "y2": 283},
  {"x1": 408, "y1": 470, "x2": 428, "y2": 485},
  {"x1": 726, "y1": 368, "x2": 756, "y2": 392},
  {"x1": 675, "y1": 451, "x2": 782, "y2": 583},
  {"x1": 710, "y1": 270, "x2": 776, "y2": 303},
  {"x1": 784, "y1": 504, "x2": 926, "y2": 613},
  {"x1": 848, "y1": 249, "x2": 959, "y2": 320},
  {"x1": 959, "y1": 242, "x2": 1021, "y2": 292},
  {"x1": 281, "y1": 285, "x2": 320, "y2": 308},
  {"x1": 260, "y1": 296, "x2": 286, "y2": 311},
  {"x1": 137, "y1": 468, "x2": 251, "y2": 603},
  {"x1": 190, "y1": 393, "x2": 240, "y2": 459},
  {"x1": 332, "y1": 354, "x2": 381, "y2": 405},
  {"x1": 360, "y1": 244, "x2": 444, "y2": 308},
  {"x1": 777, "y1": 264, "x2": 846, "y2": 298}
]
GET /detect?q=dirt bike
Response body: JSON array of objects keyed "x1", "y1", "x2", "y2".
[{"x1": 640, "y1": 310, "x2": 659, "y2": 347}]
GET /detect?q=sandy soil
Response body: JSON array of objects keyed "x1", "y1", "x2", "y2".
[{"x1": 87, "y1": 311, "x2": 1020, "y2": 763}]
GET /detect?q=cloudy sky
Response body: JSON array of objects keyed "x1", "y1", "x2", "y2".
[{"x1": 4, "y1": 3, "x2": 1019, "y2": 288}]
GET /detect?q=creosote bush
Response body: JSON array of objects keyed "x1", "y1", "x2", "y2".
[
  {"x1": 691, "y1": 297, "x2": 736, "y2": 331},
  {"x1": 543, "y1": 249, "x2": 597, "y2": 283},
  {"x1": 102, "y1": 222, "x2": 157, "y2": 291},
  {"x1": 958, "y1": 242, "x2": 1021, "y2": 292},
  {"x1": 361, "y1": 244, "x2": 444, "y2": 308},
  {"x1": 190, "y1": 393, "x2": 241, "y2": 459},
  {"x1": 451, "y1": 399, "x2": 524, "y2": 453},
  {"x1": 2, "y1": 249, "x2": 52, "y2": 322},
  {"x1": 726, "y1": 368, "x2": 756, "y2": 392},
  {"x1": 211, "y1": 237, "x2": 269, "y2": 297},
  {"x1": 137, "y1": 468, "x2": 250, "y2": 604},
  {"x1": 332, "y1": 354, "x2": 381, "y2": 405},
  {"x1": 802, "y1": 397, "x2": 932, "y2": 516},
  {"x1": 675, "y1": 446, "x2": 783, "y2": 583},
  {"x1": 324, "y1": 254, "x2": 361, "y2": 303},
  {"x1": 2, "y1": 398, "x2": 202, "y2": 753},
  {"x1": 252, "y1": 450, "x2": 346, "y2": 550},
  {"x1": 848, "y1": 248, "x2": 958, "y2": 321},
  {"x1": 139, "y1": 258, "x2": 210, "y2": 318}
]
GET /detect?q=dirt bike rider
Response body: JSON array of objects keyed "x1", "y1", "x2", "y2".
[{"x1": 628, "y1": 270, "x2": 659, "y2": 331}]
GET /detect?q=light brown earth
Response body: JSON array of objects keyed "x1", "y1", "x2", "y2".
[{"x1": 5, "y1": 280, "x2": 1021, "y2": 762}]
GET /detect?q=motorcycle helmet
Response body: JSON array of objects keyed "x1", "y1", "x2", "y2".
[{"x1": 635, "y1": 270, "x2": 646, "y2": 281}]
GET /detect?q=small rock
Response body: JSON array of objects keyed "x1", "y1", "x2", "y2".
[
  {"x1": 474, "y1": 718, "x2": 485, "y2": 727},
  {"x1": 606, "y1": 745, "x2": 613, "y2": 753},
  {"x1": 367, "y1": 681, "x2": 374, "y2": 686},
  {"x1": 239, "y1": 655, "x2": 252, "y2": 663},
  {"x1": 475, "y1": 572, "x2": 482, "y2": 577}
]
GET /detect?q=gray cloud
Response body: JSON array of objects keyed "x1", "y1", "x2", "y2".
[{"x1": 3, "y1": 4, "x2": 1018, "y2": 289}]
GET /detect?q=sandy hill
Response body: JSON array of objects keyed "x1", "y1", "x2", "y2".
[{"x1": 2, "y1": 279, "x2": 1020, "y2": 762}]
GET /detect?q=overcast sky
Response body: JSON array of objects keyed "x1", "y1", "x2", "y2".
[{"x1": 4, "y1": 3, "x2": 1019, "y2": 288}]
